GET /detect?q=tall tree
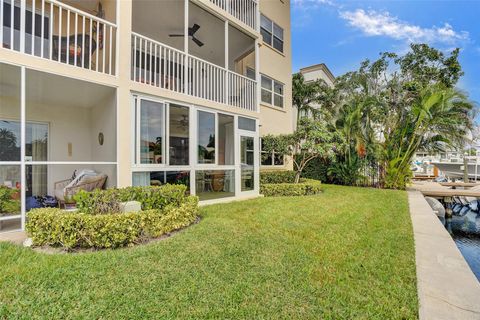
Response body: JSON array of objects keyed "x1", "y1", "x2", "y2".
[
  {"x1": 331, "y1": 44, "x2": 475, "y2": 189},
  {"x1": 292, "y1": 73, "x2": 336, "y2": 124}
]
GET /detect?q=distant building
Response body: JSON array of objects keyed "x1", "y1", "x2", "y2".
[{"x1": 300, "y1": 63, "x2": 335, "y2": 87}]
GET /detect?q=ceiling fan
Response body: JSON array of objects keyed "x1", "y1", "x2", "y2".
[{"x1": 169, "y1": 23, "x2": 204, "y2": 47}]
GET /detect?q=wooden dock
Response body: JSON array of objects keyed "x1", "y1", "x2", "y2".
[
  {"x1": 412, "y1": 181, "x2": 480, "y2": 218},
  {"x1": 412, "y1": 182, "x2": 480, "y2": 198},
  {"x1": 438, "y1": 182, "x2": 480, "y2": 188},
  {"x1": 419, "y1": 189, "x2": 480, "y2": 197}
]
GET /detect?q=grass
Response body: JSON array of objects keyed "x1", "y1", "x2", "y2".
[{"x1": 0, "y1": 185, "x2": 418, "y2": 319}]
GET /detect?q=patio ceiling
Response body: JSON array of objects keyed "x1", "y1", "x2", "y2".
[{"x1": 26, "y1": 69, "x2": 115, "y2": 109}]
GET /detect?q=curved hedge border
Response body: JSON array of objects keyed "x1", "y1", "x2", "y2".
[
  {"x1": 260, "y1": 178, "x2": 322, "y2": 197},
  {"x1": 26, "y1": 188, "x2": 199, "y2": 250}
]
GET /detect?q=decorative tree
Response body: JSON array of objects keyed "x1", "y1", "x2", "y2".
[{"x1": 262, "y1": 118, "x2": 343, "y2": 183}]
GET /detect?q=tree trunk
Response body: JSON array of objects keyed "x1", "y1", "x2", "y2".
[{"x1": 294, "y1": 171, "x2": 301, "y2": 184}]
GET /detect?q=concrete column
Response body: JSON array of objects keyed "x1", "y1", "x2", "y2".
[{"x1": 116, "y1": 0, "x2": 133, "y2": 187}]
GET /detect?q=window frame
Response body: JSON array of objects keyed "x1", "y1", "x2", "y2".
[
  {"x1": 135, "y1": 97, "x2": 166, "y2": 166},
  {"x1": 260, "y1": 14, "x2": 284, "y2": 54},
  {"x1": 260, "y1": 138, "x2": 285, "y2": 167},
  {"x1": 260, "y1": 74, "x2": 284, "y2": 109}
]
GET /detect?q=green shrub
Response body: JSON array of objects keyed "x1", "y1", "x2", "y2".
[
  {"x1": 74, "y1": 185, "x2": 188, "y2": 214},
  {"x1": 260, "y1": 179, "x2": 322, "y2": 197},
  {"x1": 301, "y1": 157, "x2": 331, "y2": 182},
  {"x1": 26, "y1": 196, "x2": 199, "y2": 249},
  {"x1": 260, "y1": 171, "x2": 296, "y2": 184}
]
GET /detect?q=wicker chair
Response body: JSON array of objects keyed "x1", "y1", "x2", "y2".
[{"x1": 54, "y1": 173, "x2": 107, "y2": 206}]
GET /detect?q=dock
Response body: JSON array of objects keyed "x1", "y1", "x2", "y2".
[
  {"x1": 419, "y1": 189, "x2": 480, "y2": 197},
  {"x1": 438, "y1": 182, "x2": 480, "y2": 188},
  {"x1": 411, "y1": 181, "x2": 480, "y2": 217},
  {"x1": 412, "y1": 181, "x2": 480, "y2": 197}
]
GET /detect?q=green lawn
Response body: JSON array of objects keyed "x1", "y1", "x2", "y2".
[{"x1": 0, "y1": 185, "x2": 418, "y2": 319}]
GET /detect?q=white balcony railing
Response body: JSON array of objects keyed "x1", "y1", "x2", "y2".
[
  {"x1": 132, "y1": 33, "x2": 257, "y2": 112},
  {"x1": 0, "y1": 0, "x2": 117, "y2": 75},
  {"x1": 209, "y1": 0, "x2": 258, "y2": 30}
]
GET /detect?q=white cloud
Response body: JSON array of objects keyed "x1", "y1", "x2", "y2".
[{"x1": 339, "y1": 9, "x2": 469, "y2": 45}]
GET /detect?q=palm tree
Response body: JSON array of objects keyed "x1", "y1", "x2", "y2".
[
  {"x1": 383, "y1": 86, "x2": 474, "y2": 188},
  {"x1": 292, "y1": 73, "x2": 336, "y2": 124}
]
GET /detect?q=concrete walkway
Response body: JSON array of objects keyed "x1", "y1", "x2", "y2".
[
  {"x1": 408, "y1": 190, "x2": 480, "y2": 320},
  {"x1": 0, "y1": 231, "x2": 27, "y2": 245}
]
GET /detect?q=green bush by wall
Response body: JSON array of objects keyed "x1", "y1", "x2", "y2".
[
  {"x1": 26, "y1": 196, "x2": 199, "y2": 249},
  {"x1": 74, "y1": 185, "x2": 188, "y2": 215},
  {"x1": 260, "y1": 178, "x2": 322, "y2": 197},
  {"x1": 260, "y1": 171, "x2": 297, "y2": 184},
  {"x1": 300, "y1": 158, "x2": 330, "y2": 182}
]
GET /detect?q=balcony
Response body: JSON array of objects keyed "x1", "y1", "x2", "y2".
[
  {"x1": 131, "y1": 0, "x2": 258, "y2": 112},
  {"x1": 1, "y1": 0, "x2": 117, "y2": 76},
  {"x1": 209, "y1": 0, "x2": 258, "y2": 31}
]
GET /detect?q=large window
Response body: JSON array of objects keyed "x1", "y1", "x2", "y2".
[
  {"x1": 260, "y1": 14, "x2": 284, "y2": 53},
  {"x1": 218, "y1": 114, "x2": 234, "y2": 165},
  {"x1": 169, "y1": 105, "x2": 189, "y2": 165},
  {"x1": 138, "y1": 99, "x2": 165, "y2": 164},
  {"x1": 195, "y1": 170, "x2": 235, "y2": 201},
  {"x1": 132, "y1": 95, "x2": 260, "y2": 202},
  {"x1": 197, "y1": 111, "x2": 216, "y2": 164},
  {"x1": 261, "y1": 75, "x2": 284, "y2": 108}
]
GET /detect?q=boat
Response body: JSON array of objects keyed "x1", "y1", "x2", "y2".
[{"x1": 431, "y1": 161, "x2": 480, "y2": 180}]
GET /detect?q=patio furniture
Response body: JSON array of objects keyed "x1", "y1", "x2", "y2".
[{"x1": 54, "y1": 170, "x2": 107, "y2": 206}]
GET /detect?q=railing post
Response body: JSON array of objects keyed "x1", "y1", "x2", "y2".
[
  {"x1": 255, "y1": 0, "x2": 260, "y2": 32},
  {"x1": 224, "y1": 20, "x2": 229, "y2": 105},
  {"x1": 20, "y1": 0, "x2": 26, "y2": 53},
  {"x1": 255, "y1": 39, "x2": 260, "y2": 112}
]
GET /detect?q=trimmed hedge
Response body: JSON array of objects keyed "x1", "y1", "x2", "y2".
[
  {"x1": 74, "y1": 185, "x2": 188, "y2": 215},
  {"x1": 26, "y1": 196, "x2": 199, "y2": 249},
  {"x1": 260, "y1": 178, "x2": 322, "y2": 197},
  {"x1": 260, "y1": 171, "x2": 296, "y2": 184}
]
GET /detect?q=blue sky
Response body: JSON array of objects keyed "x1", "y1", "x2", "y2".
[{"x1": 291, "y1": 0, "x2": 480, "y2": 104}]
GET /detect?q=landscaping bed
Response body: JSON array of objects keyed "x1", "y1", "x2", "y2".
[
  {"x1": 26, "y1": 185, "x2": 199, "y2": 250},
  {"x1": 0, "y1": 185, "x2": 417, "y2": 318},
  {"x1": 260, "y1": 171, "x2": 322, "y2": 197}
]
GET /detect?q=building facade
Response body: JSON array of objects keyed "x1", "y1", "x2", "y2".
[{"x1": 0, "y1": 0, "x2": 293, "y2": 232}]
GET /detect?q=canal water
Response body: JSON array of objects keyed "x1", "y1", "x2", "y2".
[{"x1": 439, "y1": 214, "x2": 480, "y2": 280}]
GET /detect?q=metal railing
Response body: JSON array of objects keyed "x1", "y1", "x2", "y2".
[
  {"x1": 209, "y1": 0, "x2": 258, "y2": 30},
  {"x1": 0, "y1": 0, "x2": 117, "y2": 75},
  {"x1": 132, "y1": 33, "x2": 257, "y2": 112}
]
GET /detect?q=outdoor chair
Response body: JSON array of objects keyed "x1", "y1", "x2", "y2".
[{"x1": 54, "y1": 170, "x2": 107, "y2": 206}]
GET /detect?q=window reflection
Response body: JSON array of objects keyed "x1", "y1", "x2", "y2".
[
  {"x1": 169, "y1": 105, "x2": 189, "y2": 165},
  {"x1": 197, "y1": 111, "x2": 215, "y2": 164},
  {"x1": 140, "y1": 100, "x2": 164, "y2": 164}
]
